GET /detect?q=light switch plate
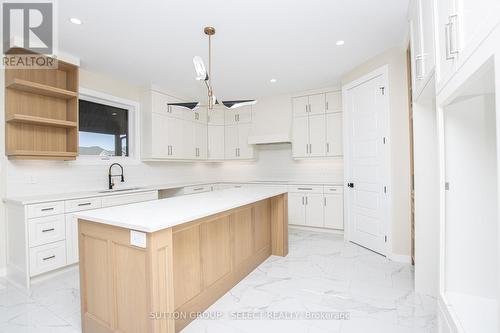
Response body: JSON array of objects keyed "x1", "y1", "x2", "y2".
[{"x1": 130, "y1": 230, "x2": 147, "y2": 248}]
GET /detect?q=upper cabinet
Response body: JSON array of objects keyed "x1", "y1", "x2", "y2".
[
  {"x1": 142, "y1": 90, "x2": 254, "y2": 161},
  {"x1": 408, "y1": 0, "x2": 436, "y2": 99},
  {"x1": 292, "y1": 91, "x2": 343, "y2": 159},
  {"x1": 434, "y1": 0, "x2": 500, "y2": 92}
]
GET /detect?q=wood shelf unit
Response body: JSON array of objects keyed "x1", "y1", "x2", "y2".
[{"x1": 5, "y1": 49, "x2": 79, "y2": 161}]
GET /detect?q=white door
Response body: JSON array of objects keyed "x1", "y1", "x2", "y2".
[
  {"x1": 237, "y1": 123, "x2": 254, "y2": 159},
  {"x1": 65, "y1": 214, "x2": 78, "y2": 265},
  {"x1": 308, "y1": 114, "x2": 326, "y2": 157},
  {"x1": 224, "y1": 124, "x2": 239, "y2": 159},
  {"x1": 324, "y1": 194, "x2": 344, "y2": 229},
  {"x1": 305, "y1": 194, "x2": 324, "y2": 227},
  {"x1": 293, "y1": 96, "x2": 309, "y2": 117},
  {"x1": 308, "y1": 94, "x2": 326, "y2": 115},
  {"x1": 288, "y1": 193, "x2": 306, "y2": 225},
  {"x1": 344, "y1": 68, "x2": 389, "y2": 255},
  {"x1": 326, "y1": 113, "x2": 343, "y2": 156},
  {"x1": 208, "y1": 125, "x2": 224, "y2": 159},
  {"x1": 292, "y1": 116, "x2": 309, "y2": 157}
]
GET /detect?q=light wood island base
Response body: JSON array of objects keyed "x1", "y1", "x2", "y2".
[{"x1": 78, "y1": 194, "x2": 288, "y2": 333}]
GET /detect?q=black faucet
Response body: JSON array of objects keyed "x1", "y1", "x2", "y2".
[{"x1": 108, "y1": 163, "x2": 124, "y2": 190}]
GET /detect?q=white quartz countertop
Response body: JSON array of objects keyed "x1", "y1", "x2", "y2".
[
  {"x1": 4, "y1": 180, "x2": 342, "y2": 205},
  {"x1": 74, "y1": 187, "x2": 287, "y2": 233}
]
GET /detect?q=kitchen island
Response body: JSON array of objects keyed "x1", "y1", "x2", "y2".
[{"x1": 74, "y1": 187, "x2": 288, "y2": 333}]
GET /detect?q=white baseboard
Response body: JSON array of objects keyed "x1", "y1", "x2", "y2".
[
  {"x1": 389, "y1": 253, "x2": 412, "y2": 264},
  {"x1": 289, "y1": 225, "x2": 344, "y2": 235},
  {"x1": 438, "y1": 293, "x2": 460, "y2": 333}
]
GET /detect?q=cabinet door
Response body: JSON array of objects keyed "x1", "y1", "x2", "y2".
[
  {"x1": 166, "y1": 117, "x2": 183, "y2": 158},
  {"x1": 436, "y1": 0, "x2": 458, "y2": 86},
  {"x1": 308, "y1": 94, "x2": 326, "y2": 115},
  {"x1": 420, "y1": 0, "x2": 436, "y2": 78},
  {"x1": 237, "y1": 123, "x2": 254, "y2": 159},
  {"x1": 305, "y1": 194, "x2": 324, "y2": 227},
  {"x1": 288, "y1": 193, "x2": 306, "y2": 225},
  {"x1": 324, "y1": 194, "x2": 344, "y2": 230},
  {"x1": 194, "y1": 122, "x2": 207, "y2": 159},
  {"x1": 182, "y1": 119, "x2": 195, "y2": 159},
  {"x1": 151, "y1": 113, "x2": 168, "y2": 158},
  {"x1": 224, "y1": 124, "x2": 239, "y2": 159},
  {"x1": 326, "y1": 113, "x2": 343, "y2": 156},
  {"x1": 308, "y1": 114, "x2": 326, "y2": 157},
  {"x1": 208, "y1": 108, "x2": 225, "y2": 125},
  {"x1": 208, "y1": 125, "x2": 224, "y2": 159},
  {"x1": 293, "y1": 96, "x2": 309, "y2": 117},
  {"x1": 292, "y1": 116, "x2": 309, "y2": 157},
  {"x1": 325, "y1": 91, "x2": 342, "y2": 113},
  {"x1": 225, "y1": 109, "x2": 238, "y2": 125},
  {"x1": 65, "y1": 214, "x2": 78, "y2": 265},
  {"x1": 235, "y1": 106, "x2": 252, "y2": 124}
]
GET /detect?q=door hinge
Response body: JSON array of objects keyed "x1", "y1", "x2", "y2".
[
  {"x1": 380, "y1": 87, "x2": 385, "y2": 95},
  {"x1": 445, "y1": 182, "x2": 450, "y2": 191},
  {"x1": 384, "y1": 235, "x2": 387, "y2": 243}
]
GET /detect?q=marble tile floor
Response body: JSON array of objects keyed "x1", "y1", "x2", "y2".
[{"x1": 0, "y1": 229, "x2": 437, "y2": 333}]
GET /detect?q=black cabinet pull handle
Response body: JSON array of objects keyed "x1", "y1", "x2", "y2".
[
  {"x1": 298, "y1": 187, "x2": 313, "y2": 191},
  {"x1": 42, "y1": 228, "x2": 55, "y2": 233},
  {"x1": 43, "y1": 255, "x2": 55, "y2": 261},
  {"x1": 41, "y1": 207, "x2": 54, "y2": 211},
  {"x1": 78, "y1": 202, "x2": 92, "y2": 206}
]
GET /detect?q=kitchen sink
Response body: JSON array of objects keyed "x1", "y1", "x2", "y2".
[{"x1": 98, "y1": 187, "x2": 144, "y2": 193}]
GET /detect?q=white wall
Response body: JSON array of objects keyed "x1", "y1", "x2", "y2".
[
  {"x1": 0, "y1": 64, "x2": 6, "y2": 276},
  {"x1": 341, "y1": 46, "x2": 411, "y2": 257}
]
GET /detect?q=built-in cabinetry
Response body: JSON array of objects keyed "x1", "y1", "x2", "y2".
[
  {"x1": 4, "y1": 48, "x2": 79, "y2": 160},
  {"x1": 292, "y1": 91, "x2": 343, "y2": 158},
  {"x1": 142, "y1": 90, "x2": 254, "y2": 161},
  {"x1": 288, "y1": 185, "x2": 344, "y2": 230},
  {"x1": 5, "y1": 190, "x2": 158, "y2": 288},
  {"x1": 434, "y1": 0, "x2": 500, "y2": 92}
]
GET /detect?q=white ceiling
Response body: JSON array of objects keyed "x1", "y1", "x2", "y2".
[{"x1": 59, "y1": 0, "x2": 409, "y2": 100}]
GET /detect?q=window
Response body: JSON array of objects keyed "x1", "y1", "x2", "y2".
[{"x1": 79, "y1": 99, "x2": 129, "y2": 157}]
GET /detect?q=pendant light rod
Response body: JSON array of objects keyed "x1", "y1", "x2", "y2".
[{"x1": 204, "y1": 26, "x2": 215, "y2": 109}]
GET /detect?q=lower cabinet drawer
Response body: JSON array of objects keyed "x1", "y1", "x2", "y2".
[
  {"x1": 65, "y1": 197, "x2": 102, "y2": 213},
  {"x1": 28, "y1": 215, "x2": 66, "y2": 248},
  {"x1": 29, "y1": 241, "x2": 66, "y2": 276},
  {"x1": 101, "y1": 191, "x2": 158, "y2": 208},
  {"x1": 182, "y1": 185, "x2": 211, "y2": 195}
]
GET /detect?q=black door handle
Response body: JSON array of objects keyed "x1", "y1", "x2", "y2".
[{"x1": 347, "y1": 183, "x2": 354, "y2": 188}]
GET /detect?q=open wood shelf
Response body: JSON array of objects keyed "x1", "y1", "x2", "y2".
[
  {"x1": 5, "y1": 48, "x2": 79, "y2": 161},
  {"x1": 6, "y1": 78, "x2": 78, "y2": 100},
  {"x1": 7, "y1": 150, "x2": 78, "y2": 161},
  {"x1": 6, "y1": 114, "x2": 77, "y2": 128}
]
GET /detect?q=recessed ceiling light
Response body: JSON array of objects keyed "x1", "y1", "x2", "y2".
[
  {"x1": 336, "y1": 40, "x2": 345, "y2": 46},
  {"x1": 69, "y1": 18, "x2": 82, "y2": 25},
  {"x1": 270, "y1": 78, "x2": 277, "y2": 83}
]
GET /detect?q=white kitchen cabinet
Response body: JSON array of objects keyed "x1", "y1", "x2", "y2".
[
  {"x1": 326, "y1": 113, "x2": 343, "y2": 156},
  {"x1": 305, "y1": 193, "x2": 324, "y2": 227},
  {"x1": 151, "y1": 113, "x2": 168, "y2": 158},
  {"x1": 224, "y1": 123, "x2": 254, "y2": 159},
  {"x1": 194, "y1": 122, "x2": 207, "y2": 159},
  {"x1": 308, "y1": 115, "x2": 326, "y2": 157},
  {"x1": 207, "y1": 107, "x2": 225, "y2": 125},
  {"x1": 324, "y1": 194, "x2": 344, "y2": 229},
  {"x1": 292, "y1": 116, "x2": 309, "y2": 157},
  {"x1": 65, "y1": 214, "x2": 78, "y2": 265},
  {"x1": 182, "y1": 119, "x2": 195, "y2": 159},
  {"x1": 292, "y1": 96, "x2": 309, "y2": 117},
  {"x1": 308, "y1": 93, "x2": 326, "y2": 115},
  {"x1": 325, "y1": 91, "x2": 342, "y2": 113},
  {"x1": 420, "y1": 0, "x2": 436, "y2": 78},
  {"x1": 207, "y1": 125, "x2": 225, "y2": 159},
  {"x1": 225, "y1": 106, "x2": 252, "y2": 124},
  {"x1": 292, "y1": 91, "x2": 342, "y2": 159},
  {"x1": 224, "y1": 124, "x2": 239, "y2": 159},
  {"x1": 436, "y1": 0, "x2": 459, "y2": 87},
  {"x1": 166, "y1": 116, "x2": 184, "y2": 158},
  {"x1": 288, "y1": 193, "x2": 306, "y2": 225}
]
